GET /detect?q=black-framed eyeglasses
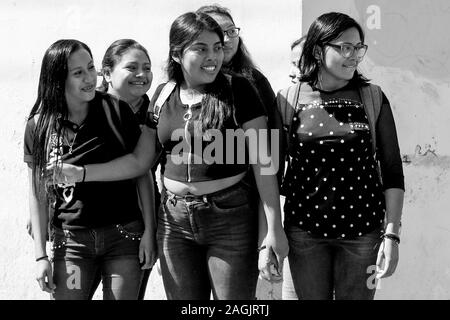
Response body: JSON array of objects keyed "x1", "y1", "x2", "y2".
[
  {"x1": 223, "y1": 27, "x2": 240, "y2": 38},
  {"x1": 325, "y1": 42, "x2": 368, "y2": 59}
]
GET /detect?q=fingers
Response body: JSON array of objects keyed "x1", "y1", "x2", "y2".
[{"x1": 36, "y1": 275, "x2": 55, "y2": 293}]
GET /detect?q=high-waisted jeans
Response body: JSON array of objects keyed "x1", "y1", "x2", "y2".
[
  {"x1": 157, "y1": 180, "x2": 259, "y2": 300},
  {"x1": 286, "y1": 224, "x2": 383, "y2": 300},
  {"x1": 51, "y1": 220, "x2": 144, "y2": 300}
]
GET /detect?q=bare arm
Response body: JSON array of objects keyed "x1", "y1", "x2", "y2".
[
  {"x1": 135, "y1": 172, "x2": 157, "y2": 269},
  {"x1": 242, "y1": 116, "x2": 288, "y2": 275},
  {"x1": 48, "y1": 127, "x2": 157, "y2": 183},
  {"x1": 28, "y1": 168, "x2": 55, "y2": 293}
]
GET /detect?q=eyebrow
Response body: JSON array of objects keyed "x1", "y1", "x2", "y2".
[{"x1": 69, "y1": 60, "x2": 94, "y2": 72}]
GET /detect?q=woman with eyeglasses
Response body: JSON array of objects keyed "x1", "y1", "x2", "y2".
[
  {"x1": 48, "y1": 12, "x2": 288, "y2": 300},
  {"x1": 276, "y1": 12, "x2": 404, "y2": 299}
]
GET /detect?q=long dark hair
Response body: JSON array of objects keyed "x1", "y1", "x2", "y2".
[
  {"x1": 99, "y1": 39, "x2": 151, "y2": 92},
  {"x1": 28, "y1": 39, "x2": 93, "y2": 199},
  {"x1": 167, "y1": 12, "x2": 233, "y2": 132},
  {"x1": 196, "y1": 4, "x2": 258, "y2": 81},
  {"x1": 300, "y1": 12, "x2": 369, "y2": 87}
]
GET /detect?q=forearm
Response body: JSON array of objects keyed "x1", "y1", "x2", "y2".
[
  {"x1": 257, "y1": 200, "x2": 268, "y2": 246},
  {"x1": 28, "y1": 171, "x2": 48, "y2": 259},
  {"x1": 136, "y1": 172, "x2": 156, "y2": 233},
  {"x1": 85, "y1": 127, "x2": 156, "y2": 182},
  {"x1": 383, "y1": 188, "x2": 404, "y2": 235}
]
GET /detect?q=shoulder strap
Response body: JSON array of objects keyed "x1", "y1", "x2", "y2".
[
  {"x1": 223, "y1": 74, "x2": 238, "y2": 126},
  {"x1": 152, "y1": 81, "x2": 177, "y2": 124},
  {"x1": 102, "y1": 95, "x2": 126, "y2": 151},
  {"x1": 276, "y1": 82, "x2": 301, "y2": 152},
  {"x1": 359, "y1": 84, "x2": 382, "y2": 157}
]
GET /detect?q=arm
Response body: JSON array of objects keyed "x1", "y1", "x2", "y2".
[
  {"x1": 136, "y1": 172, "x2": 158, "y2": 270},
  {"x1": 28, "y1": 168, "x2": 55, "y2": 293},
  {"x1": 242, "y1": 116, "x2": 289, "y2": 279},
  {"x1": 374, "y1": 93, "x2": 405, "y2": 278},
  {"x1": 49, "y1": 126, "x2": 157, "y2": 183}
]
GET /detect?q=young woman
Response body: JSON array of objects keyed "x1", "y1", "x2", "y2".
[
  {"x1": 49, "y1": 13, "x2": 288, "y2": 300},
  {"x1": 277, "y1": 12, "x2": 404, "y2": 299},
  {"x1": 24, "y1": 39, "x2": 156, "y2": 299},
  {"x1": 99, "y1": 39, "x2": 158, "y2": 299}
]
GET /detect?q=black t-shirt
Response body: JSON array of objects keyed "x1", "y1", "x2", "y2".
[
  {"x1": 24, "y1": 91, "x2": 142, "y2": 230},
  {"x1": 146, "y1": 74, "x2": 265, "y2": 182},
  {"x1": 283, "y1": 82, "x2": 404, "y2": 239}
]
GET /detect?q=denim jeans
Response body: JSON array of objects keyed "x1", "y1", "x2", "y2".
[
  {"x1": 51, "y1": 220, "x2": 144, "y2": 300},
  {"x1": 286, "y1": 224, "x2": 382, "y2": 300},
  {"x1": 157, "y1": 180, "x2": 259, "y2": 300}
]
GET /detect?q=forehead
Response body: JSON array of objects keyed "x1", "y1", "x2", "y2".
[
  {"x1": 118, "y1": 48, "x2": 150, "y2": 64},
  {"x1": 209, "y1": 13, "x2": 234, "y2": 28},
  {"x1": 68, "y1": 49, "x2": 92, "y2": 68},
  {"x1": 191, "y1": 30, "x2": 222, "y2": 45},
  {"x1": 333, "y1": 27, "x2": 362, "y2": 44}
]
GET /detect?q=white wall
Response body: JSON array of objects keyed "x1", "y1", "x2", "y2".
[{"x1": 0, "y1": 0, "x2": 301, "y2": 300}]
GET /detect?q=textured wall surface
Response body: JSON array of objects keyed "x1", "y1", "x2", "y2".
[{"x1": 0, "y1": 0, "x2": 300, "y2": 300}]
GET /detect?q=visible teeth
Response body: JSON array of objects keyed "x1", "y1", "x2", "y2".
[
  {"x1": 131, "y1": 81, "x2": 145, "y2": 85},
  {"x1": 202, "y1": 66, "x2": 216, "y2": 71}
]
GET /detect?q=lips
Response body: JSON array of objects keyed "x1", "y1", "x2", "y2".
[
  {"x1": 129, "y1": 81, "x2": 147, "y2": 85},
  {"x1": 201, "y1": 65, "x2": 217, "y2": 72},
  {"x1": 81, "y1": 84, "x2": 95, "y2": 92}
]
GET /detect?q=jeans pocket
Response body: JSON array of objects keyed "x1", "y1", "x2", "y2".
[
  {"x1": 286, "y1": 225, "x2": 319, "y2": 252},
  {"x1": 116, "y1": 220, "x2": 144, "y2": 241},
  {"x1": 210, "y1": 185, "x2": 251, "y2": 211}
]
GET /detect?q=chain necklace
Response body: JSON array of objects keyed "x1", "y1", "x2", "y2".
[{"x1": 65, "y1": 122, "x2": 84, "y2": 155}]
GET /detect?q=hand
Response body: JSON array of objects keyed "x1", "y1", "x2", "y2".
[
  {"x1": 36, "y1": 259, "x2": 56, "y2": 293},
  {"x1": 46, "y1": 161, "x2": 84, "y2": 184},
  {"x1": 139, "y1": 229, "x2": 158, "y2": 270},
  {"x1": 264, "y1": 227, "x2": 289, "y2": 266},
  {"x1": 258, "y1": 246, "x2": 283, "y2": 283},
  {"x1": 376, "y1": 238, "x2": 399, "y2": 279}
]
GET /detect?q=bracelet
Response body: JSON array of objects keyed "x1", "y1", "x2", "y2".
[
  {"x1": 36, "y1": 255, "x2": 48, "y2": 262},
  {"x1": 381, "y1": 233, "x2": 400, "y2": 245},
  {"x1": 81, "y1": 165, "x2": 86, "y2": 183},
  {"x1": 257, "y1": 245, "x2": 267, "y2": 252}
]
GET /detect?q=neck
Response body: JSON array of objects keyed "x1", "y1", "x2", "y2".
[
  {"x1": 317, "y1": 71, "x2": 349, "y2": 91},
  {"x1": 67, "y1": 102, "x2": 89, "y2": 125},
  {"x1": 128, "y1": 96, "x2": 144, "y2": 113}
]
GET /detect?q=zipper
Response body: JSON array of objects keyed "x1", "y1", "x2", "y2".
[{"x1": 183, "y1": 107, "x2": 193, "y2": 182}]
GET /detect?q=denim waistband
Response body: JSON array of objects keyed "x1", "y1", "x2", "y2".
[{"x1": 163, "y1": 179, "x2": 250, "y2": 204}]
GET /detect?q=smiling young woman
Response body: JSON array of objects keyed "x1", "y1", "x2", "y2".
[
  {"x1": 277, "y1": 12, "x2": 404, "y2": 300},
  {"x1": 24, "y1": 39, "x2": 156, "y2": 300}
]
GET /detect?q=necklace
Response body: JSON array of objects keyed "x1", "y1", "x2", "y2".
[
  {"x1": 68, "y1": 132, "x2": 78, "y2": 154},
  {"x1": 65, "y1": 123, "x2": 84, "y2": 155}
]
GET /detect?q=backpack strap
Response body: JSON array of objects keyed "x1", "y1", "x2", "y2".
[
  {"x1": 151, "y1": 80, "x2": 177, "y2": 125},
  {"x1": 359, "y1": 83, "x2": 383, "y2": 183},
  {"x1": 276, "y1": 82, "x2": 301, "y2": 153},
  {"x1": 359, "y1": 84, "x2": 382, "y2": 157}
]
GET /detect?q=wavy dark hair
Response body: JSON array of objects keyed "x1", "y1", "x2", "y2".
[
  {"x1": 167, "y1": 11, "x2": 233, "y2": 132},
  {"x1": 99, "y1": 39, "x2": 151, "y2": 92},
  {"x1": 196, "y1": 4, "x2": 258, "y2": 81},
  {"x1": 27, "y1": 39, "x2": 92, "y2": 199},
  {"x1": 299, "y1": 12, "x2": 369, "y2": 87}
]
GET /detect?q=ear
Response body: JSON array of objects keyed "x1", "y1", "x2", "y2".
[
  {"x1": 102, "y1": 67, "x2": 112, "y2": 83},
  {"x1": 171, "y1": 53, "x2": 181, "y2": 64},
  {"x1": 313, "y1": 45, "x2": 322, "y2": 60}
]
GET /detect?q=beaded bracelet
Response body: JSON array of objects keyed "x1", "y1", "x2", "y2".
[
  {"x1": 381, "y1": 233, "x2": 400, "y2": 245},
  {"x1": 36, "y1": 255, "x2": 48, "y2": 262}
]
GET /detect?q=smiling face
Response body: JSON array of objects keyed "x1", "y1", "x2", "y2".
[
  {"x1": 65, "y1": 49, "x2": 97, "y2": 108},
  {"x1": 319, "y1": 27, "x2": 363, "y2": 87},
  {"x1": 175, "y1": 30, "x2": 224, "y2": 90},
  {"x1": 208, "y1": 13, "x2": 238, "y2": 65},
  {"x1": 105, "y1": 48, "x2": 152, "y2": 104}
]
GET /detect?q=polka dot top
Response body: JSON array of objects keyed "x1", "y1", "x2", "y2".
[{"x1": 283, "y1": 82, "x2": 403, "y2": 239}]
